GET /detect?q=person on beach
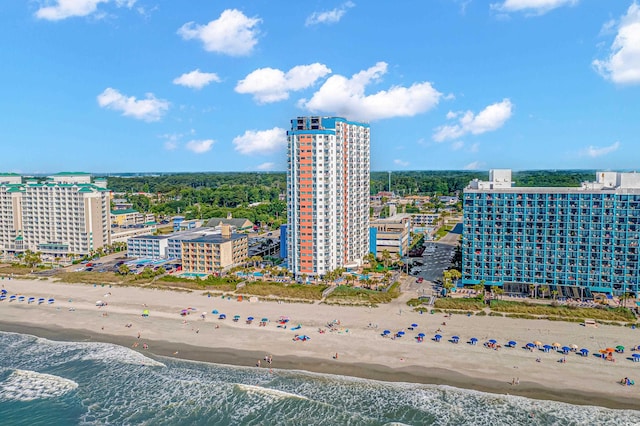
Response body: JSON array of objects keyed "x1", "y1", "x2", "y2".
[{"x1": 257, "y1": 360, "x2": 261, "y2": 367}]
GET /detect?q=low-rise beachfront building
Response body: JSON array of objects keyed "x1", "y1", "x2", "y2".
[
  {"x1": 127, "y1": 235, "x2": 169, "y2": 259},
  {"x1": 181, "y1": 226, "x2": 248, "y2": 275},
  {"x1": 0, "y1": 172, "x2": 111, "y2": 256},
  {"x1": 110, "y1": 209, "x2": 145, "y2": 227},
  {"x1": 205, "y1": 214, "x2": 254, "y2": 232},
  {"x1": 462, "y1": 169, "x2": 640, "y2": 297},
  {"x1": 370, "y1": 214, "x2": 411, "y2": 258}
]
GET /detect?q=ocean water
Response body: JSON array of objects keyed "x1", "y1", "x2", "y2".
[{"x1": 0, "y1": 331, "x2": 639, "y2": 426}]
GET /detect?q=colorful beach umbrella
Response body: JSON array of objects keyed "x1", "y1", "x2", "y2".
[
  {"x1": 526, "y1": 343, "x2": 535, "y2": 348},
  {"x1": 561, "y1": 346, "x2": 571, "y2": 354},
  {"x1": 451, "y1": 336, "x2": 460, "y2": 343},
  {"x1": 570, "y1": 344, "x2": 578, "y2": 350},
  {"x1": 470, "y1": 337, "x2": 478, "y2": 345},
  {"x1": 508, "y1": 340, "x2": 516, "y2": 347},
  {"x1": 261, "y1": 318, "x2": 269, "y2": 322},
  {"x1": 551, "y1": 342, "x2": 561, "y2": 348},
  {"x1": 580, "y1": 348, "x2": 589, "y2": 356},
  {"x1": 616, "y1": 345, "x2": 625, "y2": 351},
  {"x1": 533, "y1": 341, "x2": 542, "y2": 346},
  {"x1": 488, "y1": 339, "x2": 497, "y2": 344}
]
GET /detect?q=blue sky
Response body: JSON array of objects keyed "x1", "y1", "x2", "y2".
[{"x1": 1, "y1": 0, "x2": 639, "y2": 173}]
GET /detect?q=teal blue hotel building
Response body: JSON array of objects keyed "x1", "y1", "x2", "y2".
[{"x1": 462, "y1": 169, "x2": 640, "y2": 297}]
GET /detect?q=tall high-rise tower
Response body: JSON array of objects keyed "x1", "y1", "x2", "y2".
[{"x1": 286, "y1": 116, "x2": 370, "y2": 278}]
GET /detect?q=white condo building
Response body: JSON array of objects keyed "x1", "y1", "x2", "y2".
[
  {"x1": 0, "y1": 172, "x2": 111, "y2": 256},
  {"x1": 286, "y1": 116, "x2": 370, "y2": 278}
]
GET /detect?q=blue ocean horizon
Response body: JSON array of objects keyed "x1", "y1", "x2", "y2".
[{"x1": 1, "y1": 331, "x2": 639, "y2": 425}]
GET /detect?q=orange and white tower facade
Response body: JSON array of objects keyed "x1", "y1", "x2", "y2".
[{"x1": 286, "y1": 116, "x2": 370, "y2": 279}]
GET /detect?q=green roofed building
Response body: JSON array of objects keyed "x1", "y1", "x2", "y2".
[{"x1": 0, "y1": 172, "x2": 111, "y2": 256}]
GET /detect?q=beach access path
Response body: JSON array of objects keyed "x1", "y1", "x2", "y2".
[{"x1": 1, "y1": 277, "x2": 639, "y2": 410}]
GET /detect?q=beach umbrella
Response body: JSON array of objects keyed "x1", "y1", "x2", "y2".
[
  {"x1": 9, "y1": 295, "x2": 16, "y2": 301},
  {"x1": 0, "y1": 295, "x2": 5, "y2": 301},
  {"x1": 18, "y1": 296, "x2": 25, "y2": 302},
  {"x1": 551, "y1": 342, "x2": 561, "y2": 348},
  {"x1": 570, "y1": 344, "x2": 579, "y2": 350},
  {"x1": 261, "y1": 318, "x2": 269, "y2": 322},
  {"x1": 605, "y1": 347, "x2": 615, "y2": 353},
  {"x1": 561, "y1": 346, "x2": 571, "y2": 354},
  {"x1": 488, "y1": 339, "x2": 497, "y2": 345},
  {"x1": 383, "y1": 330, "x2": 391, "y2": 335},
  {"x1": 0, "y1": 289, "x2": 6, "y2": 294},
  {"x1": 38, "y1": 297, "x2": 45, "y2": 304},
  {"x1": 632, "y1": 354, "x2": 640, "y2": 362},
  {"x1": 508, "y1": 340, "x2": 516, "y2": 348},
  {"x1": 616, "y1": 345, "x2": 625, "y2": 352},
  {"x1": 470, "y1": 337, "x2": 478, "y2": 345},
  {"x1": 218, "y1": 313, "x2": 226, "y2": 319},
  {"x1": 418, "y1": 333, "x2": 426, "y2": 338},
  {"x1": 434, "y1": 334, "x2": 442, "y2": 342},
  {"x1": 212, "y1": 309, "x2": 219, "y2": 314},
  {"x1": 397, "y1": 331, "x2": 406, "y2": 336},
  {"x1": 247, "y1": 316, "x2": 254, "y2": 321},
  {"x1": 526, "y1": 343, "x2": 535, "y2": 349},
  {"x1": 411, "y1": 323, "x2": 418, "y2": 328},
  {"x1": 451, "y1": 336, "x2": 460, "y2": 343},
  {"x1": 47, "y1": 298, "x2": 54, "y2": 304},
  {"x1": 28, "y1": 297, "x2": 35, "y2": 304},
  {"x1": 533, "y1": 340, "x2": 542, "y2": 347},
  {"x1": 234, "y1": 315, "x2": 241, "y2": 319},
  {"x1": 580, "y1": 348, "x2": 589, "y2": 356},
  {"x1": 542, "y1": 344, "x2": 552, "y2": 352}
]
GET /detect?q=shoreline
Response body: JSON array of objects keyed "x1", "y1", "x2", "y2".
[{"x1": 1, "y1": 320, "x2": 639, "y2": 411}]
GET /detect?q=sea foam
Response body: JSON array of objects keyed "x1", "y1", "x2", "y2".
[{"x1": 0, "y1": 369, "x2": 78, "y2": 401}]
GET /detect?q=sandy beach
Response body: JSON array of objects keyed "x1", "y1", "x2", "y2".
[{"x1": 1, "y1": 277, "x2": 639, "y2": 410}]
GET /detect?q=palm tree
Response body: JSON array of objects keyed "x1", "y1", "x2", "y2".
[
  {"x1": 494, "y1": 287, "x2": 505, "y2": 300},
  {"x1": 491, "y1": 285, "x2": 499, "y2": 298},
  {"x1": 381, "y1": 250, "x2": 392, "y2": 269},
  {"x1": 529, "y1": 284, "x2": 536, "y2": 299},
  {"x1": 539, "y1": 285, "x2": 549, "y2": 299},
  {"x1": 551, "y1": 289, "x2": 559, "y2": 301}
]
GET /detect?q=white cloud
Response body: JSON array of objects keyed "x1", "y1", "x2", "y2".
[
  {"x1": 451, "y1": 141, "x2": 465, "y2": 150},
  {"x1": 300, "y1": 62, "x2": 442, "y2": 121},
  {"x1": 464, "y1": 161, "x2": 484, "y2": 170},
  {"x1": 97, "y1": 88, "x2": 169, "y2": 121},
  {"x1": 185, "y1": 139, "x2": 214, "y2": 154},
  {"x1": 306, "y1": 1, "x2": 355, "y2": 26},
  {"x1": 446, "y1": 110, "x2": 458, "y2": 119},
  {"x1": 490, "y1": 0, "x2": 578, "y2": 15},
  {"x1": 235, "y1": 63, "x2": 331, "y2": 104},
  {"x1": 593, "y1": 3, "x2": 640, "y2": 84},
  {"x1": 177, "y1": 9, "x2": 261, "y2": 56},
  {"x1": 393, "y1": 159, "x2": 409, "y2": 167},
  {"x1": 35, "y1": 0, "x2": 108, "y2": 20},
  {"x1": 257, "y1": 162, "x2": 276, "y2": 171},
  {"x1": 164, "y1": 140, "x2": 178, "y2": 151},
  {"x1": 173, "y1": 69, "x2": 221, "y2": 90},
  {"x1": 433, "y1": 99, "x2": 513, "y2": 142},
  {"x1": 468, "y1": 142, "x2": 480, "y2": 153},
  {"x1": 580, "y1": 141, "x2": 620, "y2": 158},
  {"x1": 115, "y1": 0, "x2": 136, "y2": 7},
  {"x1": 233, "y1": 127, "x2": 287, "y2": 155},
  {"x1": 34, "y1": 0, "x2": 136, "y2": 20}
]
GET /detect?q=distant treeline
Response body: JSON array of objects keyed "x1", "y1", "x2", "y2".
[{"x1": 103, "y1": 170, "x2": 597, "y2": 202}]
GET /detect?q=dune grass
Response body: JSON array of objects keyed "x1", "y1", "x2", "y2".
[
  {"x1": 238, "y1": 282, "x2": 327, "y2": 300},
  {"x1": 325, "y1": 282, "x2": 401, "y2": 305},
  {"x1": 490, "y1": 300, "x2": 635, "y2": 322}
]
